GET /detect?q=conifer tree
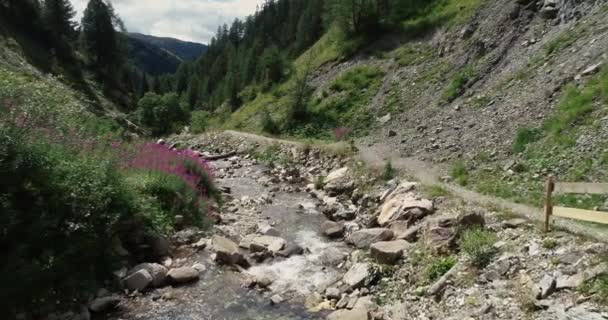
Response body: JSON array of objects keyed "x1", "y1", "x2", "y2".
[
  {"x1": 81, "y1": 0, "x2": 118, "y2": 68},
  {"x1": 41, "y1": 0, "x2": 77, "y2": 41}
]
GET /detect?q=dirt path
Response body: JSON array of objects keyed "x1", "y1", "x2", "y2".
[{"x1": 224, "y1": 130, "x2": 608, "y2": 243}]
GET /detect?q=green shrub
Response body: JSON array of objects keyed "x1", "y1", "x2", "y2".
[
  {"x1": 314, "y1": 175, "x2": 326, "y2": 189},
  {"x1": 542, "y1": 238, "x2": 558, "y2": 250},
  {"x1": 423, "y1": 255, "x2": 457, "y2": 283},
  {"x1": 512, "y1": 127, "x2": 541, "y2": 153},
  {"x1": 442, "y1": 65, "x2": 476, "y2": 102},
  {"x1": 190, "y1": 110, "x2": 210, "y2": 134},
  {"x1": 261, "y1": 109, "x2": 281, "y2": 135},
  {"x1": 450, "y1": 160, "x2": 469, "y2": 186},
  {"x1": 133, "y1": 92, "x2": 189, "y2": 136},
  {"x1": 382, "y1": 161, "x2": 397, "y2": 181},
  {"x1": 458, "y1": 227, "x2": 497, "y2": 267},
  {"x1": 0, "y1": 128, "x2": 135, "y2": 313},
  {"x1": 579, "y1": 273, "x2": 608, "y2": 304}
]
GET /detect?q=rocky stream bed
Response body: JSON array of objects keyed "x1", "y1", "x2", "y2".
[{"x1": 79, "y1": 133, "x2": 608, "y2": 320}]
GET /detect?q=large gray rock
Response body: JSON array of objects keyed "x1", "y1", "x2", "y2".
[
  {"x1": 123, "y1": 269, "x2": 153, "y2": 291},
  {"x1": 128, "y1": 263, "x2": 167, "y2": 287},
  {"x1": 324, "y1": 167, "x2": 354, "y2": 195},
  {"x1": 390, "y1": 221, "x2": 420, "y2": 242},
  {"x1": 167, "y1": 267, "x2": 199, "y2": 284},
  {"x1": 250, "y1": 235, "x2": 286, "y2": 254},
  {"x1": 347, "y1": 228, "x2": 394, "y2": 249},
  {"x1": 556, "y1": 263, "x2": 608, "y2": 289},
  {"x1": 321, "y1": 221, "x2": 344, "y2": 238},
  {"x1": 343, "y1": 263, "x2": 375, "y2": 289},
  {"x1": 209, "y1": 235, "x2": 249, "y2": 267},
  {"x1": 377, "y1": 182, "x2": 433, "y2": 226},
  {"x1": 88, "y1": 296, "x2": 120, "y2": 313},
  {"x1": 370, "y1": 240, "x2": 411, "y2": 264}
]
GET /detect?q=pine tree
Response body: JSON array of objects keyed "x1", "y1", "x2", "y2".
[
  {"x1": 42, "y1": 0, "x2": 77, "y2": 41},
  {"x1": 81, "y1": 0, "x2": 118, "y2": 68}
]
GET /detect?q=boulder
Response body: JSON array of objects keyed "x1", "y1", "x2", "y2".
[
  {"x1": 370, "y1": 240, "x2": 411, "y2": 264},
  {"x1": 347, "y1": 228, "x2": 394, "y2": 249},
  {"x1": 502, "y1": 218, "x2": 527, "y2": 229},
  {"x1": 456, "y1": 212, "x2": 485, "y2": 228},
  {"x1": 88, "y1": 296, "x2": 120, "y2": 313},
  {"x1": 390, "y1": 221, "x2": 421, "y2": 242},
  {"x1": 167, "y1": 267, "x2": 200, "y2": 284},
  {"x1": 250, "y1": 235, "x2": 286, "y2": 254},
  {"x1": 343, "y1": 263, "x2": 375, "y2": 289},
  {"x1": 377, "y1": 187, "x2": 433, "y2": 226},
  {"x1": 209, "y1": 235, "x2": 249, "y2": 267},
  {"x1": 327, "y1": 308, "x2": 369, "y2": 320},
  {"x1": 422, "y1": 223, "x2": 457, "y2": 252},
  {"x1": 144, "y1": 232, "x2": 170, "y2": 258},
  {"x1": 321, "y1": 221, "x2": 344, "y2": 238},
  {"x1": 537, "y1": 275, "x2": 556, "y2": 299},
  {"x1": 324, "y1": 167, "x2": 354, "y2": 195},
  {"x1": 128, "y1": 263, "x2": 168, "y2": 287},
  {"x1": 123, "y1": 269, "x2": 153, "y2": 291},
  {"x1": 325, "y1": 287, "x2": 341, "y2": 300}
]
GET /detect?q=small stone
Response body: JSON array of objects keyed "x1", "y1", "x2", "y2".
[
  {"x1": 502, "y1": 218, "x2": 527, "y2": 229},
  {"x1": 370, "y1": 240, "x2": 411, "y2": 264},
  {"x1": 270, "y1": 294, "x2": 284, "y2": 305}
]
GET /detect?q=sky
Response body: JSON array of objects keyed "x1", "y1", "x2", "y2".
[{"x1": 70, "y1": 0, "x2": 265, "y2": 44}]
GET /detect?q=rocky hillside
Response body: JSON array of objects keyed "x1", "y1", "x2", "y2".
[{"x1": 224, "y1": 0, "x2": 608, "y2": 209}]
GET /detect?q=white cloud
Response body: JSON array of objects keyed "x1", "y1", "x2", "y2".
[{"x1": 70, "y1": 0, "x2": 264, "y2": 44}]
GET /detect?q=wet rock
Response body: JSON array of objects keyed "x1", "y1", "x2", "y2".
[
  {"x1": 128, "y1": 263, "x2": 168, "y2": 287},
  {"x1": 167, "y1": 267, "x2": 200, "y2": 284},
  {"x1": 370, "y1": 240, "x2": 411, "y2": 264},
  {"x1": 250, "y1": 235, "x2": 286, "y2": 254},
  {"x1": 277, "y1": 242, "x2": 304, "y2": 257},
  {"x1": 255, "y1": 275, "x2": 273, "y2": 288},
  {"x1": 343, "y1": 263, "x2": 375, "y2": 289},
  {"x1": 124, "y1": 269, "x2": 153, "y2": 291},
  {"x1": 321, "y1": 221, "x2": 344, "y2": 238},
  {"x1": 88, "y1": 296, "x2": 120, "y2": 313},
  {"x1": 192, "y1": 263, "x2": 207, "y2": 273},
  {"x1": 258, "y1": 223, "x2": 280, "y2": 236},
  {"x1": 347, "y1": 228, "x2": 394, "y2": 249},
  {"x1": 209, "y1": 235, "x2": 250, "y2": 267}
]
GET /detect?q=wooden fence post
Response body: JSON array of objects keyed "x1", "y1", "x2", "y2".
[{"x1": 544, "y1": 176, "x2": 555, "y2": 232}]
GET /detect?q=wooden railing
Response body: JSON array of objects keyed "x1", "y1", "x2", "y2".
[{"x1": 544, "y1": 176, "x2": 608, "y2": 232}]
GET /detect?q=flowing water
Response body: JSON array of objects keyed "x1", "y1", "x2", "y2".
[{"x1": 119, "y1": 158, "x2": 350, "y2": 320}]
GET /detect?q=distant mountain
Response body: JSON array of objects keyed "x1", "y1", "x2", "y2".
[
  {"x1": 127, "y1": 33, "x2": 208, "y2": 62},
  {"x1": 125, "y1": 33, "x2": 207, "y2": 76}
]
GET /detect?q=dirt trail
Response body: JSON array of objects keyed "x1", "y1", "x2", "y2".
[{"x1": 224, "y1": 130, "x2": 608, "y2": 243}]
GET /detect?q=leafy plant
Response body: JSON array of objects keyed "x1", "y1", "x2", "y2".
[
  {"x1": 450, "y1": 160, "x2": 469, "y2": 186},
  {"x1": 579, "y1": 273, "x2": 608, "y2": 304},
  {"x1": 382, "y1": 161, "x2": 397, "y2": 181},
  {"x1": 458, "y1": 227, "x2": 497, "y2": 267},
  {"x1": 542, "y1": 238, "x2": 558, "y2": 250},
  {"x1": 442, "y1": 65, "x2": 476, "y2": 102},
  {"x1": 190, "y1": 110, "x2": 210, "y2": 134},
  {"x1": 423, "y1": 256, "x2": 457, "y2": 283},
  {"x1": 512, "y1": 127, "x2": 541, "y2": 153}
]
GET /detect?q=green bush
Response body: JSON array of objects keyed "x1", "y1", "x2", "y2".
[
  {"x1": 190, "y1": 110, "x2": 210, "y2": 134},
  {"x1": 458, "y1": 227, "x2": 497, "y2": 267},
  {"x1": 0, "y1": 128, "x2": 135, "y2": 313},
  {"x1": 133, "y1": 92, "x2": 189, "y2": 136},
  {"x1": 512, "y1": 127, "x2": 541, "y2": 153},
  {"x1": 442, "y1": 65, "x2": 475, "y2": 102},
  {"x1": 382, "y1": 161, "x2": 397, "y2": 181},
  {"x1": 423, "y1": 255, "x2": 456, "y2": 283},
  {"x1": 450, "y1": 160, "x2": 469, "y2": 186},
  {"x1": 579, "y1": 273, "x2": 608, "y2": 304}
]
